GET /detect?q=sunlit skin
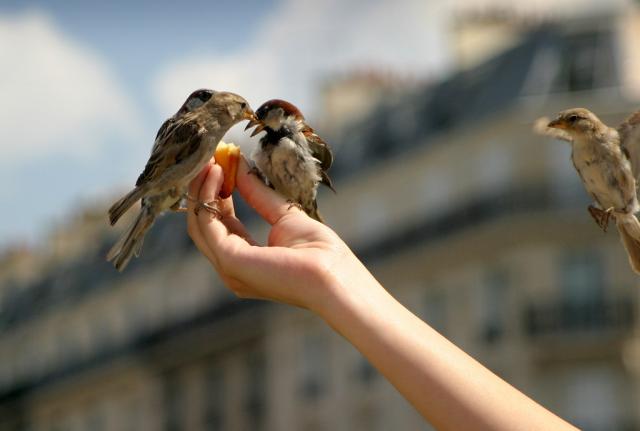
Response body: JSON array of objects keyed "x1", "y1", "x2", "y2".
[{"x1": 186, "y1": 157, "x2": 578, "y2": 431}]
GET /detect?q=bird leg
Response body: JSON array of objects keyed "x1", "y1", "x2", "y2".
[
  {"x1": 185, "y1": 194, "x2": 222, "y2": 218},
  {"x1": 170, "y1": 194, "x2": 192, "y2": 213},
  {"x1": 247, "y1": 164, "x2": 274, "y2": 188},
  {"x1": 170, "y1": 200, "x2": 189, "y2": 213},
  {"x1": 587, "y1": 205, "x2": 614, "y2": 232}
]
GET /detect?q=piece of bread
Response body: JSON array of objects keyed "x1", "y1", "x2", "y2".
[{"x1": 214, "y1": 142, "x2": 241, "y2": 198}]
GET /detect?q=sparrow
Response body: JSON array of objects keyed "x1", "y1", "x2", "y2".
[
  {"x1": 245, "y1": 99, "x2": 335, "y2": 222},
  {"x1": 107, "y1": 89, "x2": 254, "y2": 271},
  {"x1": 540, "y1": 108, "x2": 640, "y2": 274}
]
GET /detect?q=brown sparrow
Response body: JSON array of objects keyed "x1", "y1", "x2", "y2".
[
  {"x1": 245, "y1": 99, "x2": 335, "y2": 222},
  {"x1": 107, "y1": 89, "x2": 254, "y2": 271},
  {"x1": 541, "y1": 108, "x2": 640, "y2": 274}
]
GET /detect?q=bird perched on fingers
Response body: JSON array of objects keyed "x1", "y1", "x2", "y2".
[
  {"x1": 539, "y1": 108, "x2": 640, "y2": 274},
  {"x1": 245, "y1": 99, "x2": 335, "y2": 222},
  {"x1": 107, "y1": 89, "x2": 254, "y2": 271}
]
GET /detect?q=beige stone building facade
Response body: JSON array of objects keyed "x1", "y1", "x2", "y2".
[{"x1": 1, "y1": 4, "x2": 640, "y2": 431}]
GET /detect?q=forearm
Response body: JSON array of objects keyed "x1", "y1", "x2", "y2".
[
  {"x1": 317, "y1": 260, "x2": 577, "y2": 431},
  {"x1": 189, "y1": 164, "x2": 576, "y2": 429}
]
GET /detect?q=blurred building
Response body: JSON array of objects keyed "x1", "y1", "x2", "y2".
[
  {"x1": 2, "y1": 3, "x2": 640, "y2": 431},
  {"x1": 318, "y1": 69, "x2": 419, "y2": 137}
]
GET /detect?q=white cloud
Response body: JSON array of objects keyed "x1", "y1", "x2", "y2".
[
  {"x1": 0, "y1": 10, "x2": 142, "y2": 163},
  {"x1": 152, "y1": 0, "x2": 452, "y2": 121},
  {"x1": 0, "y1": 10, "x2": 145, "y2": 246}
]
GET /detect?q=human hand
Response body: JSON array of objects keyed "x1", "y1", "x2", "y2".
[
  {"x1": 187, "y1": 158, "x2": 578, "y2": 431},
  {"x1": 187, "y1": 157, "x2": 367, "y2": 313}
]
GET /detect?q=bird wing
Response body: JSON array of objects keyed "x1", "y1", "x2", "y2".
[
  {"x1": 532, "y1": 117, "x2": 573, "y2": 143},
  {"x1": 136, "y1": 115, "x2": 205, "y2": 187},
  {"x1": 302, "y1": 126, "x2": 336, "y2": 192},
  {"x1": 611, "y1": 150, "x2": 638, "y2": 206},
  {"x1": 618, "y1": 111, "x2": 640, "y2": 180}
]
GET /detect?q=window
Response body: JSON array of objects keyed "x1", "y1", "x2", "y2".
[
  {"x1": 552, "y1": 30, "x2": 618, "y2": 92},
  {"x1": 355, "y1": 194, "x2": 388, "y2": 238},
  {"x1": 89, "y1": 318, "x2": 111, "y2": 356},
  {"x1": 476, "y1": 142, "x2": 512, "y2": 194},
  {"x1": 353, "y1": 404, "x2": 383, "y2": 431},
  {"x1": 56, "y1": 331, "x2": 77, "y2": 367},
  {"x1": 299, "y1": 334, "x2": 329, "y2": 400},
  {"x1": 560, "y1": 251, "x2": 604, "y2": 306},
  {"x1": 566, "y1": 33, "x2": 599, "y2": 91},
  {"x1": 245, "y1": 350, "x2": 266, "y2": 430},
  {"x1": 204, "y1": 364, "x2": 225, "y2": 430},
  {"x1": 354, "y1": 352, "x2": 378, "y2": 385},
  {"x1": 423, "y1": 290, "x2": 447, "y2": 336},
  {"x1": 85, "y1": 406, "x2": 105, "y2": 431},
  {"x1": 547, "y1": 138, "x2": 586, "y2": 207},
  {"x1": 563, "y1": 365, "x2": 624, "y2": 430},
  {"x1": 122, "y1": 397, "x2": 141, "y2": 431},
  {"x1": 421, "y1": 167, "x2": 452, "y2": 217},
  {"x1": 164, "y1": 374, "x2": 184, "y2": 431},
  {"x1": 478, "y1": 271, "x2": 509, "y2": 344}
]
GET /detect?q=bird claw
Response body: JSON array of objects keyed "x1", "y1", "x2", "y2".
[
  {"x1": 195, "y1": 202, "x2": 222, "y2": 218},
  {"x1": 186, "y1": 194, "x2": 222, "y2": 218},
  {"x1": 287, "y1": 200, "x2": 304, "y2": 212},
  {"x1": 248, "y1": 165, "x2": 261, "y2": 176},
  {"x1": 588, "y1": 205, "x2": 614, "y2": 232},
  {"x1": 248, "y1": 165, "x2": 270, "y2": 186}
]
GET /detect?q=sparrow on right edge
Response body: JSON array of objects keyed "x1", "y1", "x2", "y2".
[
  {"x1": 537, "y1": 108, "x2": 640, "y2": 274},
  {"x1": 245, "y1": 99, "x2": 335, "y2": 222}
]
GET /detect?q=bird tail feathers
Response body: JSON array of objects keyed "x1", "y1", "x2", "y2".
[
  {"x1": 617, "y1": 219, "x2": 640, "y2": 275},
  {"x1": 108, "y1": 187, "x2": 146, "y2": 226},
  {"x1": 617, "y1": 213, "x2": 640, "y2": 241},
  {"x1": 107, "y1": 206, "x2": 155, "y2": 272}
]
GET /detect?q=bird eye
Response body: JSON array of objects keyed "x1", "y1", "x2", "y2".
[
  {"x1": 195, "y1": 90, "x2": 213, "y2": 103},
  {"x1": 240, "y1": 102, "x2": 247, "y2": 109},
  {"x1": 568, "y1": 115, "x2": 579, "y2": 123}
]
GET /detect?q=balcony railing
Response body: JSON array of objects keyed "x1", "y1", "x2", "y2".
[
  {"x1": 356, "y1": 183, "x2": 589, "y2": 263},
  {"x1": 524, "y1": 295, "x2": 636, "y2": 337}
]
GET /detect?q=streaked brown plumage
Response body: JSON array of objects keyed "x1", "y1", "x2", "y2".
[
  {"x1": 246, "y1": 99, "x2": 335, "y2": 222},
  {"x1": 107, "y1": 89, "x2": 254, "y2": 271},
  {"x1": 538, "y1": 107, "x2": 640, "y2": 274}
]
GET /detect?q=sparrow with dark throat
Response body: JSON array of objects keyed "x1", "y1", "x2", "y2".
[
  {"x1": 245, "y1": 99, "x2": 335, "y2": 222},
  {"x1": 107, "y1": 89, "x2": 254, "y2": 271},
  {"x1": 537, "y1": 108, "x2": 640, "y2": 274}
]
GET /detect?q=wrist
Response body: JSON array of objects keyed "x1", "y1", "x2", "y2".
[{"x1": 311, "y1": 250, "x2": 388, "y2": 330}]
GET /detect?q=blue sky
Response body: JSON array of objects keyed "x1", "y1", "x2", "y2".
[{"x1": 0, "y1": 0, "x2": 452, "y2": 249}]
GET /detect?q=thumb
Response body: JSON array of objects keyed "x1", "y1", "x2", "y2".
[{"x1": 236, "y1": 156, "x2": 302, "y2": 225}]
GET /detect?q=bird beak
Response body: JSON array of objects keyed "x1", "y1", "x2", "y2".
[
  {"x1": 244, "y1": 118, "x2": 266, "y2": 137},
  {"x1": 547, "y1": 118, "x2": 566, "y2": 130},
  {"x1": 242, "y1": 109, "x2": 256, "y2": 121}
]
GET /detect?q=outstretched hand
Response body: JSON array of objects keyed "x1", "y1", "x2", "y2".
[
  {"x1": 187, "y1": 156, "x2": 578, "y2": 431},
  {"x1": 187, "y1": 157, "x2": 358, "y2": 312}
]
